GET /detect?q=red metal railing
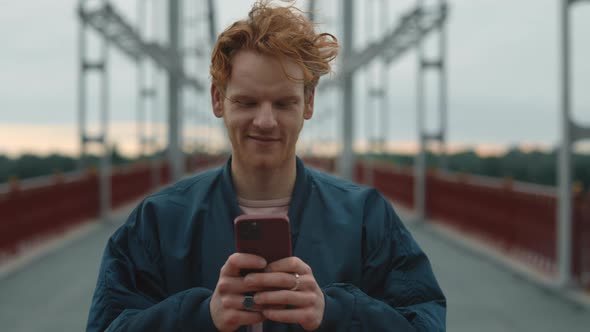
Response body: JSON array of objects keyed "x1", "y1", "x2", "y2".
[
  {"x1": 425, "y1": 171, "x2": 558, "y2": 274},
  {"x1": 0, "y1": 155, "x2": 226, "y2": 257},
  {"x1": 573, "y1": 192, "x2": 590, "y2": 289},
  {"x1": 371, "y1": 162, "x2": 415, "y2": 208},
  {"x1": 1, "y1": 155, "x2": 588, "y2": 290},
  {"x1": 0, "y1": 171, "x2": 99, "y2": 256},
  {"x1": 305, "y1": 157, "x2": 589, "y2": 290}
]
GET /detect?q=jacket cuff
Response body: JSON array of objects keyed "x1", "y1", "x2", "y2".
[
  {"x1": 317, "y1": 285, "x2": 355, "y2": 331},
  {"x1": 180, "y1": 289, "x2": 217, "y2": 331}
]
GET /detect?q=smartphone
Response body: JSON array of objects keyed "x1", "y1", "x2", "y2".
[{"x1": 234, "y1": 214, "x2": 292, "y2": 275}]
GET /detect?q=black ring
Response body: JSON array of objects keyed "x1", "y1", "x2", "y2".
[{"x1": 243, "y1": 295, "x2": 255, "y2": 310}]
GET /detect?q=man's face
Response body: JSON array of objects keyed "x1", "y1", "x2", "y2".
[{"x1": 211, "y1": 50, "x2": 314, "y2": 171}]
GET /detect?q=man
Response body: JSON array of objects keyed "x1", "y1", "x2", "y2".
[{"x1": 87, "y1": 1, "x2": 446, "y2": 331}]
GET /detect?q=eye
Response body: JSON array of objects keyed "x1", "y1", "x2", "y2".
[
  {"x1": 275, "y1": 100, "x2": 297, "y2": 109},
  {"x1": 234, "y1": 100, "x2": 256, "y2": 108}
]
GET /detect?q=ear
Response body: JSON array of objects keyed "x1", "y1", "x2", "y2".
[
  {"x1": 303, "y1": 88, "x2": 315, "y2": 120},
  {"x1": 211, "y1": 84, "x2": 224, "y2": 118}
]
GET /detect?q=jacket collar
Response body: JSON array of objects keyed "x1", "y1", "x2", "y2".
[
  {"x1": 287, "y1": 156, "x2": 311, "y2": 244},
  {"x1": 220, "y1": 156, "x2": 243, "y2": 220},
  {"x1": 219, "y1": 156, "x2": 311, "y2": 243}
]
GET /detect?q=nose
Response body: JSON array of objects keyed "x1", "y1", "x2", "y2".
[{"x1": 252, "y1": 102, "x2": 277, "y2": 130}]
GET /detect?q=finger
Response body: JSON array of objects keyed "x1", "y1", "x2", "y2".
[
  {"x1": 220, "y1": 253, "x2": 267, "y2": 277},
  {"x1": 261, "y1": 307, "x2": 315, "y2": 325},
  {"x1": 244, "y1": 272, "x2": 302, "y2": 290},
  {"x1": 216, "y1": 276, "x2": 265, "y2": 294},
  {"x1": 254, "y1": 289, "x2": 317, "y2": 308},
  {"x1": 224, "y1": 310, "x2": 266, "y2": 328},
  {"x1": 265, "y1": 256, "x2": 311, "y2": 275},
  {"x1": 217, "y1": 294, "x2": 266, "y2": 312}
]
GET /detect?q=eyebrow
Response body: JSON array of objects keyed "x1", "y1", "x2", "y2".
[{"x1": 228, "y1": 94, "x2": 302, "y2": 102}]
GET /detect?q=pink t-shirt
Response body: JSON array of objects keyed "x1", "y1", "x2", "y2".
[
  {"x1": 237, "y1": 196, "x2": 291, "y2": 332},
  {"x1": 237, "y1": 196, "x2": 291, "y2": 216}
]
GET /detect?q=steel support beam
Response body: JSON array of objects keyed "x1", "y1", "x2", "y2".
[
  {"x1": 168, "y1": 0, "x2": 184, "y2": 181},
  {"x1": 339, "y1": 0, "x2": 355, "y2": 181},
  {"x1": 77, "y1": 0, "x2": 111, "y2": 222},
  {"x1": 99, "y1": 35, "x2": 111, "y2": 222},
  {"x1": 364, "y1": 0, "x2": 377, "y2": 187},
  {"x1": 207, "y1": 0, "x2": 217, "y2": 45},
  {"x1": 557, "y1": 0, "x2": 590, "y2": 288},
  {"x1": 77, "y1": 13, "x2": 87, "y2": 171},
  {"x1": 308, "y1": 0, "x2": 316, "y2": 22},
  {"x1": 558, "y1": 0, "x2": 573, "y2": 289},
  {"x1": 137, "y1": 0, "x2": 148, "y2": 158},
  {"x1": 136, "y1": 0, "x2": 162, "y2": 191},
  {"x1": 379, "y1": 0, "x2": 390, "y2": 157},
  {"x1": 439, "y1": 7, "x2": 449, "y2": 172},
  {"x1": 414, "y1": 0, "x2": 448, "y2": 223},
  {"x1": 415, "y1": 15, "x2": 426, "y2": 222}
]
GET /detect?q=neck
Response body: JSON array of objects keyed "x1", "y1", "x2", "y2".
[{"x1": 231, "y1": 157, "x2": 297, "y2": 200}]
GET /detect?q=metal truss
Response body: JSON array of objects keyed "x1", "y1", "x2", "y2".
[
  {"x1": 78, "y1": 3, "x2": 204, "y2": 92},
  {"x1": 341, "y1": 3, "x2": 447, "y2": 79},
  {"x1": 77, "y1": 0, "x2": 214, "y2": 221},
  {"x1": 337, "y1": 0, "x2": 448, "y2": 181}
]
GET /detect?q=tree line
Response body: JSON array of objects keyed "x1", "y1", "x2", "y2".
[
  {"x1": 1, "y1": 148, "x2": 589, "y2": 190},
  {"x1": 368, "y1": 147, "x2": 590, "y2": 190},
  {"x1": 0, "y1": 146, "x2": 135, "y2": 184}
]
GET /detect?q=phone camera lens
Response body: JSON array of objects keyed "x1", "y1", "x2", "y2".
[{"x1": 239, "y1": 221, "x2": 260, "y2": 240}]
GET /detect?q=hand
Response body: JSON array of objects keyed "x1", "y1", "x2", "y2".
[
  {"x1": 244, "y1": 257, "x2": 325, "y2": 331},
  {"x1": 210, "y1": 253, "x2": 267, "y2": 332}
]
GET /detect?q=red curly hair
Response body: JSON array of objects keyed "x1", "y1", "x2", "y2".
[{"x1": 210, "y1": 0, "x2": 339, "y2": 99}]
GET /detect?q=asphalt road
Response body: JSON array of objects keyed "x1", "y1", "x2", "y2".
[
  {"x1": 401, "y1": 212, "x2": 590, "y2": 332},
  {"x1": 1, "y1": 207, "x2": 589, "y2": 331}
]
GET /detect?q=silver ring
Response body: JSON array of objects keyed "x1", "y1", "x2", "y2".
[
  {"x1": 290, "y1": 273, "x2": 300, "y2": 291},
  {"x1": 243, "y1": 295, "x2": 255, "y2": 310}
]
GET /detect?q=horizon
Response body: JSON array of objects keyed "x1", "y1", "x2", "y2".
[{"x1": 2, "y1": 121, "x2": 590, "y2": 160}]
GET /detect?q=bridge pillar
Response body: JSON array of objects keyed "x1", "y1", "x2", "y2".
[{"x1": 557, "y1": 0, "x2": 590, "y2": 288}]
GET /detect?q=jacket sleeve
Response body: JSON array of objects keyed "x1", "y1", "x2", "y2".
[
  {"x1": 86, "y1": 202, "x2": 217, "y2": 332},
  {"x1": 317, "y1": 191, "x2": 446, "y2": 331}
]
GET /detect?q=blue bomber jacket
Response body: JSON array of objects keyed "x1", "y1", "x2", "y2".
[{"x1": 87, "y1": 157, "x2": 446, "y2": 331}]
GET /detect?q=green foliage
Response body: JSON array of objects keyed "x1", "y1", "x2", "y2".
[
  {"x1": 362, "y1": 148, "x2": 590, "y2": 189},
  {"x1": 573, "y1": 153, "x2": 590, "y2": 189},
  {"x1": 0, "y1": 145, "x2": 207, "y2": 184},
  {"x1": 0, "y1": 145, "x2": 136, "y2": 183},
  {"x1": 1, "y1": 148, "x2": 589, "y2": 190}
]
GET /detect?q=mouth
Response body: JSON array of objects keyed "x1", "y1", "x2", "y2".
[{"x1": 248, "y1": 135, "x2": 280, "y2": 142}]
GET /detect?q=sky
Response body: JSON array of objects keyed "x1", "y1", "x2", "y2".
[{"x1": 0, "y1": 0, "x2": 589, "y2": 157}]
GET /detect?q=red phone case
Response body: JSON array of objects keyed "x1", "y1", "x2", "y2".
[{"x1": 234, "y1": 214, "x2": 292, "y2": 264}]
